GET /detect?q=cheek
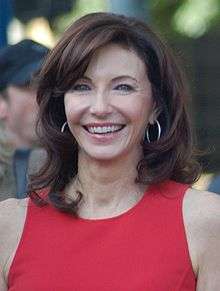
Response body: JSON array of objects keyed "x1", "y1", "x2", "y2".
[
  {"x1": 25, "y1": 101, "x2": 38, "y2": 117},
  {"x1": 8, "y1": 105, "x2": 23, "y2": 121},
  {"x1": 10, "y1": 97, "x2": 32, "y2": 115},
  {"x1": 121, "y1": 96, "x2": 153, "y2": 124},
  {"x1": 64, "y1": 96, "x2": 86, "y2": 123}
]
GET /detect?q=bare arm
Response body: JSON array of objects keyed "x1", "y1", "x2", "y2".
[
  {"x1": 0, "y1": 198, "x2": 27, "y2": 290},
  {"x1": 0, "y1": 274, "x2": 7, "y2": 291},
  {"x1": 183, "y1": 189, "x2": 220, "y2": 290}
]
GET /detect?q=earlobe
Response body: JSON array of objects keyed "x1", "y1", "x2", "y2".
[{"x1": 0, "y1": 98, "x2": 8, "y2": 120}]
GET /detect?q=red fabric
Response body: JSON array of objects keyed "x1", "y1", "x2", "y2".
[{"x1": 8, "y1": 180, "x2": 196, "y2": 291}]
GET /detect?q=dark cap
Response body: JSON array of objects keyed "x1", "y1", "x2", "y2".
[{"x1": 0, "y1": 39, "x2": 49, "y2": 92}]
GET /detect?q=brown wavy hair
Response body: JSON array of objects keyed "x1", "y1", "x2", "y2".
[{"x1": 28, "y1": 12, "x2": 201, "y2": 214}]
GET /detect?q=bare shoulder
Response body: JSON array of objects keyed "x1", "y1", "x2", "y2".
[
  {"x1": 184, "y1": 188, "x2": 220, "y2": 226},
  {"x1": 183, "y1": 188, "x2": 220, "y2": 232},
  {"x1": 0, "y1": 198, "x2": 28, "y2": 281},
  {"x1": 0, "y1": 198, "x2": 28, "y2": 234},
  {"x1": 183, "y1": 188, "x2": 220, "y2": 290}
]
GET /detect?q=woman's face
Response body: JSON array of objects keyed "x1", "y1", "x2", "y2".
[{"x1": 64, "y1": 44, "x2": 156, "y2": 161}]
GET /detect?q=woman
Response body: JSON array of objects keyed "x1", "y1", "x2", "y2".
[{"x1": 0, "y1": 12, "x2": 220, "y2": 290}]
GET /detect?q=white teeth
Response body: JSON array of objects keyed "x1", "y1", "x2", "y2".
[{"x1": 86, "y1": 125, "x2": 123, "y2": 134}]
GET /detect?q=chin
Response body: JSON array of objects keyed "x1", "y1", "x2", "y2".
[
  {"x1": 88, "y1": 153, "x2": 121, "y2": 161},
  {"x1": 81, "y1": 143, "x2": 140, "y2": 163},
  {"x1": 81, "y1": 148, "x2": 126, "y2": 162}
]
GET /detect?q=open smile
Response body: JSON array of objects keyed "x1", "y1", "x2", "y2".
[{"x1": 83, "y1": 124, "x2": 125, "y2": 135}]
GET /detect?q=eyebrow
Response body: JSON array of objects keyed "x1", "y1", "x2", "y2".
[
  {"x1": 81, "y1": 75, "x2": 138, "y2": 83},
  {"x1": 112, "y1": 75, "x2": 138, "y2": 83}
]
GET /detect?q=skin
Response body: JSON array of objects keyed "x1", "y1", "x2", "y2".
[
  {"x1": 64, "y1": 44, "x2": 157, "y2": 218},
  {"x1": 65, "y1": 44, "x2": 156, "y2": 161},
  {"x1": 0, "y1": 44, "x2": 220, "y2": 290},
  {"x1": 0, "y1": 85, "x2": 39, "y2": 149}
]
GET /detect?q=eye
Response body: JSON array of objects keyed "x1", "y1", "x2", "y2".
[
  {"x1": 114, "y1": 84, "x2": 134, "y2": 91},
  {"x1": 72, "y1": 84, "x2": 91, "y2": 91}
]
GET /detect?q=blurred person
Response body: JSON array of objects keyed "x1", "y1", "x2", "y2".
[
  {"x1": 0, "y1": 125, "x2": 15, "y2": 197},
  {"x1": 0, "y1": 12, "x2": 220, "y2": 290},
  {"x1": 0, "y1": 40, "x2": 49, "y2": 200}
]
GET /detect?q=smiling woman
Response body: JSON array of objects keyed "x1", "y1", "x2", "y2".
[
  {"x1": 31, "y1": 12, "x2": 200, "y2": 201},
  {"x1": 64, "y1": 44, "x2": 155, "y2": 161},
  {"x1": 1, "y1": 12, "x2": 220, "y2": 291}
]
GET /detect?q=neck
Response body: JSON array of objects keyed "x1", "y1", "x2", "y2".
[{"x1": 66, "y1": 150, "x2": 147, "y2": 219}]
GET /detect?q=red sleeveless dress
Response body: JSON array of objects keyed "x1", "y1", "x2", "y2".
[{"x1": 8, "y1": 180, "x2": 196, "y2": 291}]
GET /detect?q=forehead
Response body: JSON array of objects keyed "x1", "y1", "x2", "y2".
[{"x1": 84, "y1": 44, "x2": 147, "y2": 80}]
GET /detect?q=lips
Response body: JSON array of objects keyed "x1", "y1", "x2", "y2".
[{"x1": 83, "y1": 124, "x2": 125, "y2": 134}]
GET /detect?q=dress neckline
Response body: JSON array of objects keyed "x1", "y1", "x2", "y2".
[{"x1": 73, "y1": 184, "x2": 156, "y2": 223}]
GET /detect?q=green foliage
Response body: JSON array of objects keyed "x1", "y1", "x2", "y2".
[
  {"x1": 51, "y1": 0, "x2": 220, "y2": 39},
  {"x1": 150, "y1": 0, "x2": 220, "y2": 39}
]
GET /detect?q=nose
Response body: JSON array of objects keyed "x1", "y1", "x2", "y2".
[{"x1": 89, "y1": 92, "x2": 112, "y2": 117}]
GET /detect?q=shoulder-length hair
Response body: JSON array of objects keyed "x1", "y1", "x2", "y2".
[{"x1": 29, "y1": 12, "x2": 201, "y2": 214}]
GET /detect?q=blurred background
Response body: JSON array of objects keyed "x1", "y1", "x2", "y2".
[{"x1": 1, "y1": 0, "x2": 220, "y2": 190}]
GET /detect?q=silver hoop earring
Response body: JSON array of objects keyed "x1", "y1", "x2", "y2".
[
  {"x1": 61, "y1": 121, "x2": 68, "y2": 133},
  {"x1": 146, "y1": 119, "x2": 161, "y2": 143}
]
